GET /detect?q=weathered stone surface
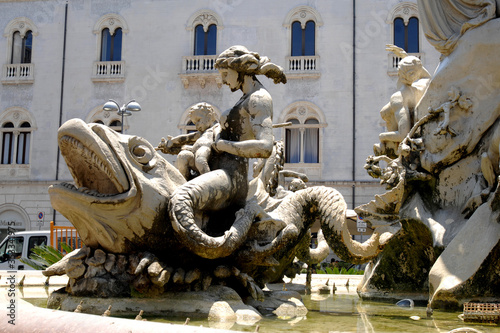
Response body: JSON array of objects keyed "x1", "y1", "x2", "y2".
[
  {"x1": 208, "y1": 301, "x2": 236, "y2": 322},
  {"x1": 134, "y1": 252, "x2": 154, "y2": 274},
  {"x1": 84, "y1": 265, "x2": 106, "y2": 279},
  {"x1": 185, "y1": 268, "x2": 201, "y2": 284},
  {"x1": 147, "y1": 260, "x2": 163, "y2": 277},
  {"x1": 127, "y1": 255, "x2": 140, "y2": 275},
  {"x1": 202, "y1": 275, "x2": 212, "y2": 291},
  {"x1": 65, "y1": 258, "x2": 86, "y2": 279},
  {"x1": 173, "y1": 268, "x2": 185, "y2": 284},
  {"x1": 104, "y1": 253, "x2": 116, "y2": 272},
  {"x1": 86, "y1": 249, "x2": 106, "y2": 266},
  {"x1": 150, "y1": 269, "x2": 170, "y2": 287},
  {"x1": 245, "y1": 290, "x2": 307, "y2": 318},
  {"x1": 234, "y1": 307, "x2": 261, "y2": 325},
  {"x1": 111, "y1": 255, "x2": 128, "y2": 276},
  {"x1": 360, "y1": 15, "x2": 500, "y2": 308},
  {"x1": 214, "y1": 266, "x2": 231, "y2": 279},
  {"x1": 43, "y1": 248, "x2": 81, "y2": 277}
]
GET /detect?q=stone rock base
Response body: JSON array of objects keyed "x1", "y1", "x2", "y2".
[{"x1": 47, "y1": 284, "x2": 308, "y2": 324}]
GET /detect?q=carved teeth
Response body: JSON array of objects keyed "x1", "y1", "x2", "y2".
[{"x1": 60, "y1": 135, "x2": 127, "y2": 196}]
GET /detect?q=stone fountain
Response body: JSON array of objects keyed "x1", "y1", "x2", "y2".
[
  {"x1": 358, "y1": 0, "x2": 500, "y2": 309},
  {"x1": 44, "y1": 1, "x2": 500, "y2": 324},
  {"x1": 44, "y1": 45, "x2": 396, "y2": 320}
]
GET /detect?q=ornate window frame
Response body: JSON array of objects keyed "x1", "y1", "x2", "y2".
[
  {"x1": 386, "y1": 2, "x2": 419, "y2": 27},
  {"x1": 278, "y1": 101, "x2": 326, "y2": 180},
  {"x1": 0, "y1": 107, "x2": 36, "y2": 179},
  {"x1": 283, "y1": 6, "x2": 322, "y2": 78},
  {"x1": 283, "y1": 5, "x2": 323, "y2": 30},
  {"x1": 180, "y1": 10, "x2": 224, "y2": 89},
  {"x1": 93, "y1": 13, "x2": 129, "y2": 59},
  {"x1": 386, "y1": 2, "x2": 423, "y2": 75},
  {"x1": 92, "y1": 14, "x2": 128, "y2": 82},
  {"x1": 86, "y1": 105, "x2": 125, "y2": 133},
  {"x1": 4, "y1": 17, "x2": 38, "y2": 62},
  {"x1": 2, "y1": 17, "x2": 38, "y2": 84},
  {"x1": 186, "y1": 9, "x2": 223, "y2": 54}
]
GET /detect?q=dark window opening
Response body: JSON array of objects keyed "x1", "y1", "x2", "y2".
[
  {"x1": 291, "y1": 21, "x2": 315, "y2": 56},
  {"x1": 101, "y1": 28, "x2": 122, "y2": 61},
  {"x1": 194, "y1": 24, "x2": 217, "y2": 55},
  {"x1": 394, "y1": 17, "x2": 419, "y2": 53}
]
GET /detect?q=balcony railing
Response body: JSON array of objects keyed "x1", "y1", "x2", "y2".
[
  {"x1": 183, "y1": 55, "x2": 218, "y2": 72},
  {"x1": 387, "y1": 52, "x2": 423, "y2": 76},
  {"x1": 92, "y1": 61, "x2": 125, "y2": 82},
  {"x1": 179, "y1": 55, "x2": 221, "y2": 88},
  {"x1": 2, "y1": 63, "x2": 34, "y2": 84},
  {"x1": 285, "y1": 56, "x2": 320, "y2": 78}
]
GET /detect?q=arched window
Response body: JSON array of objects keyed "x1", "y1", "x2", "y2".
[
  {"x1": 100, "y1": 27, "x2": 122, "y2": 61},
  {"x1": 3, "y1": 18, "x2": 38, "y2": 82},
  {"x1": 0, "y1": 108, "x2": 35, "y2": 167},
  {"x1": 387, "y1": 2, "x2": 420, "y2": 54},
  {"x1": 285, "y1": 119, "x2": 300, "y2": 163},
  {"x1": 92, "y1": 14, "x2": 128, "y2": 81},
  {"x1": 11, "y1": 30, "x2": 32, "y2": 64},
  {"x1": 394, "y1": 17, "x2": 419, "y2": 53},
  {"x1": 108, "y1": 120, "x2": 122, "y2": 133},
  {"x1": 304, "y1": 118, "x2": 319, "y2": 163},
  {"x1": 291, "y1": 21, "x2": 315, "y2": 56},
  {"x1": 4, "y1": 18, "x2": 38, "y2": 64},
  {"x1": 285, "y1": 117, "x2": 320, "y2": 163},
  {"x1": 87, "y1": 107, "x2": 124, "y2": 133},
  {"x1": 16, "y1": 122, "x2": 31, "y2": 164},
  {"x1": 93, "y1": 14, "x2": 128, "y2": 61},
  {"x1": 185, "y1": 121, "x2": 197, "y2": 134},
  {"x1": 1, "y1": 122, "x2": 14, "y2": 164},
  {"x1": 187, "y1": 10, "x2": 222, "y2": 56},
  {"x1": 194, "y1": 24, "x2": 216, "y2": 55},
  {"x1": 280, "y1": 102, "x2": 326, "y2": 165}
]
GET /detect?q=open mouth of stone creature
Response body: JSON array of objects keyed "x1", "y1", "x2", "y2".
[{"x1": 58, "y1": 126, "x2": 129, "y2": 198}]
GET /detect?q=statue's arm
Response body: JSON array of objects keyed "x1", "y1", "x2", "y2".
[
  {"x1": 379, "y1": 96, "x2": 410, "y2": 143},
  {"x1": 171, "y1": 132, "x2": 200, "y2": 145},
  {"x1": 215, "y1": 93, "x2": 274, "y2": 159},
  {"x1": 157, "y1": 132, "x2": 201, "y2": 154}
]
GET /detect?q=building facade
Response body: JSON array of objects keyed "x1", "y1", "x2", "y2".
[{"x1": 0, "y1": 0, "x2": 440, "y2": 240}]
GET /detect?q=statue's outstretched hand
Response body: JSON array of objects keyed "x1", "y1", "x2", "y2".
[
  {"x1": 386, "y1": 44, "x2": 408, "y2": 58},
  {"x1": 156, "y1": 136, "x2": 174, "y2": 154}
]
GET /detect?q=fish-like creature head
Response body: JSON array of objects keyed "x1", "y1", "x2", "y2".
[{"x1": 49, "y1": 119, "x2": 185, "y2": 253}]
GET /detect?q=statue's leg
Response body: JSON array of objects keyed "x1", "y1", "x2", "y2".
[
  {"x1": 194, "y1": 146, "x2": 211, "y2": 174},
  {"x1": 175, "y1": 150, "x2": 195, "y2": 179}
]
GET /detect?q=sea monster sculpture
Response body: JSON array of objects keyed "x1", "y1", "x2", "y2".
[{"x1": 46, "y1": 46, "x2": 398, "y2": 300}]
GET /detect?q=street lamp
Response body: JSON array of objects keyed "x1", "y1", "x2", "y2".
[{"x1": 102, "y1": 99, "x2": 142, "y2": 133}]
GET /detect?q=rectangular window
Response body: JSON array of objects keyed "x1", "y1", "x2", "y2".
[
  {"x1": 2, "y1": 132, "x2": 14, "y2": 164},
  {"x1": 304, "y1": 128, "x2": 319, "y2": 163},
  {"x1": 28, "y1": 236, "x2": 47, "y2": 257},
  {"x1": 286, "y1": 128, "x2": 301, "y2": 163},
  {"x1": 16, "y1": 132, "x2": 30, "y2": 164},
  {"x1": 11, "y1": 32, "x2": 22, "y2": 64},
  {"x1": 22, "y1": 31, "x2": 32, "y2": 64}
]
